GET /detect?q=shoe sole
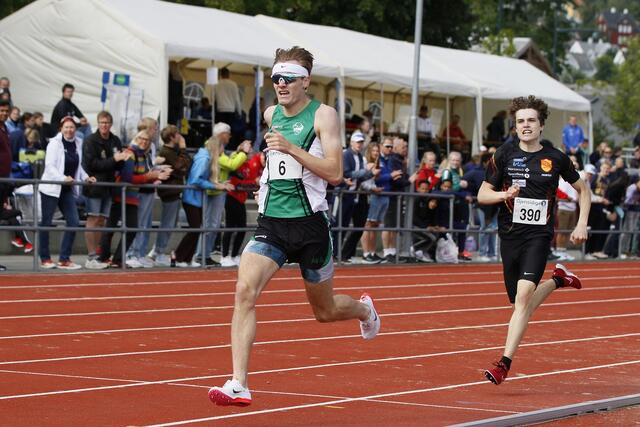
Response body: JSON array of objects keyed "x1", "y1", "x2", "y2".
[
  {"x1": 208, "y1": 389, "x2": 251, "y2": 406},
  {"x1": 484, "y1": 370, "x2": 501, "y2": 385}
]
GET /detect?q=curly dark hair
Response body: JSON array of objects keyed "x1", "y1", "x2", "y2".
[{"x1": 508, "y1": 95, "x2": 549, "y2": 125}]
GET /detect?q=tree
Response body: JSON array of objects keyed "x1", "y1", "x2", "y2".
[
  {"x1": 171, "y1": 0, "x2": 474, "y2": 49},
  {"x1": 467, "y1": 0, "x2": 577, "y2": 73},
  {"x1": 0, "y1": 0, "x2": 35, "y2": 20},
  {"x1": 593, "y1": 49, "x2": 618, "y2": 82},
  {"x1": 608, "y1": 37, "x2": 640, "y2": 135}
]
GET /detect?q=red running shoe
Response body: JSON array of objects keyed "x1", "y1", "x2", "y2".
[
  {"x1": 484, "y1": 361, "x2": 509, "y2": 385},
  {"x1": 11, "y1": 237, "x2": 24, "y2": 248},
  {"x1": 23, "y1": 242, "x2": 33, "y2": 254},
  {"x1": 553, "y1": 263, "x2": 582, "y2": 289}
]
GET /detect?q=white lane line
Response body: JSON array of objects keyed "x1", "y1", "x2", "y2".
[
  {"x1": 0, "y1": 271, "x2": 503, "y2": 289},
  {"x1": 250, "y1": 389, "x2": 520, "y2": 415},
  {"x1": 148, "y1": 359, "x2": 640, "y2": 425},
  {"x1": 2, "y1": 288, "x2": 640, "y2": 321},
  {"x1": 0, "y1": 266, "x2": 629, "y2": 289},
  {"x1": 1, "y1": 333, "x2": 639, "y2": 401},
  {"x1": 2, "y1": 275, "x2": 640, "y2": 304},
  {"x1": 2, "y1": 308, "x2": 640, "y2": 341},
  {"x1": 1, "y1": 311, "x2": 638, "y2": 365}
]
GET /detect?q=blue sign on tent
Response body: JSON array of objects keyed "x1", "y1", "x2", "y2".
[
  {"x1": 102, "y1": 71, "x2": 110, "y2": 85},
  {"x1": 100, "y1": 87, "x2": 107, "y2": 103}
]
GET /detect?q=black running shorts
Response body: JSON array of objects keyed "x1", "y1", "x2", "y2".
[
  {"x1": 499, "y1": 237, "x2": 551, "y2": 303},
  {"x1": 252, "y1": 211, "x2": 332, "y2": 270}
]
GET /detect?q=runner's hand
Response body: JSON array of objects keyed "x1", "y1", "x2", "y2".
[
  {"x1": 264, "y1": 130, "x2": 293, "y2": 153},
  {"x1": 570, "y1": 223, "x2": 588, "y2": 244},
  {"x1": 505, "y1": 184, "x2": 520, "y2": 200}
]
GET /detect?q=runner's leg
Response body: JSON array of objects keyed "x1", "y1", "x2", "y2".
[
  {"x1": 304, "y1": 278, "x2": 370, "y2": 322},
  {"x1": 503, "y1": 279, "x2": 536, "y2": 359},
  {"x1": 231, "y1": 252, "x2": 280, "y2": 387}
]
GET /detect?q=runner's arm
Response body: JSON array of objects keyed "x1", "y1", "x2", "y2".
[
  {"x1": 570, "y1": 178, "x2": 591, "y2": 243},
  {"x1": 477, "y1": 181, "x2": 519, "y2": 205},
  {"x1": 264, "y1": 104, "x2": 342, "y2": 185}
]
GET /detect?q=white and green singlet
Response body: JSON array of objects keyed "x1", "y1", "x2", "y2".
[{"x1": 258, "y1": 99, "x2": 329, "y2": 218}]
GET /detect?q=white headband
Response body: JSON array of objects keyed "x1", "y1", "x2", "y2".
[{"x1": 271, "y1": 62, "x2": 309, "y2": 77}]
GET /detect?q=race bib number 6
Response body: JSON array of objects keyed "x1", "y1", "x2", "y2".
[
  {"x1": 268, "y1": 151, "x2": 303, "y2": 180},
  {"x1": 512, "y1": 197, "x2": 548, "y2": 225}
]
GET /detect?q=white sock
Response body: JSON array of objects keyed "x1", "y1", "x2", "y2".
[{"x1": 383, "y1": 248, "x2": 396, "y2": 257}]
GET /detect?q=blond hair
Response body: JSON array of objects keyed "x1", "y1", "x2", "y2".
[{"x1": 205, "y1": 136, "x2": 221, "y2": 184}]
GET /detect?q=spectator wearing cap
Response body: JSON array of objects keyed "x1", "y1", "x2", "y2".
[
  {"x1": 98, "y1": 130, "x2": 171, "y2": 268},
  {"x1": 51, "y1": 83, "x2": 91, "y2": 140},
  {"x1": 336, "y1": 130, "x2": 375, "y2": 262},
  {"x1": 38, "y1": 116, "x2": 94, "y2": 270},
  {"x1": 81, "y1": 111, "x2": 130, "y2": 270},
  {"x1": 174, "y1": 124, "x2": 236, "y2": 267}
]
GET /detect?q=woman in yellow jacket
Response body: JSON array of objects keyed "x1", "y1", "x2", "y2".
[{"x1": 194, "y1": 122, "x2": 252, "y2": 267}]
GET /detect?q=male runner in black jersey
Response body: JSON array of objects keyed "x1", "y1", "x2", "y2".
[{"x1": 478, "y1": 96, "x2": 591, "y2": 385}]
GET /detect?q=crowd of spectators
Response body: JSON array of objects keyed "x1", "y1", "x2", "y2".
[{"x1": 3, "y1": 77, "x2": 640, "y2": 271}]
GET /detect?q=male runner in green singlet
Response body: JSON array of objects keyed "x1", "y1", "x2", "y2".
[{"x1": 208, "y1": 46, "x2": 380, "y2": 406}]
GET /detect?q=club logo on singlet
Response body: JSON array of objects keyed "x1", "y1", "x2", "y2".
[
  {"x1": 292, "y1": 122, "x2": 304, "y2": 135},
  {"x1": 541, "y1": 158, "x2": 552, "y2": 173}
]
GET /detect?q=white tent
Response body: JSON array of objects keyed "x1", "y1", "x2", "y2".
[{"x1": 0, "y1": 0, "x2": 591, "y2": 150}]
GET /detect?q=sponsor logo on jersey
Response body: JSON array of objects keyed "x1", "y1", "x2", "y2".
[
  {"x1": 513, "y1": 179, "x2": 527, "y2": 188},
  {"x1": 541, "y1": 158, "x2": 552, "y2": 172},
  {"x1": 293, "y1": 122, "x2": 304, "y2": 135},
  {"x1": 512, "y1": 157, "x2": 526, "y2": 168}
]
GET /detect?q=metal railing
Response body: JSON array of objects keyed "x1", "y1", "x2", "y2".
[{"x1": 0, "y1": 176, "x2": 638, "y2": 270}]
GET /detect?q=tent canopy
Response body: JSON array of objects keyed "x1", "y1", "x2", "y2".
[{"x1": 0, "y1": 0, "x2": 590, "y2": 130}]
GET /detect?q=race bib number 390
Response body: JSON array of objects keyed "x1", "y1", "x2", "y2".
[
  {"x1": 512, "y1": 197, "x2": 548, "y2": 225},
  {"x1": 268, "y1": 151, "x2": 303, "y2": 180}
]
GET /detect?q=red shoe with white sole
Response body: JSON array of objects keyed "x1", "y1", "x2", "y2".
[
  {"x1": 553, "y1": 263, "x2": 582, "y2": 289},
  {"x1": 484, "y1": 360, "x2": 509, "y2": 385}
]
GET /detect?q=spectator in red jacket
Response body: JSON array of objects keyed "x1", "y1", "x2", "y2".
[
  {"x1": 220, "y1": 152, "x2": 264, "y2": 267},
  {"x1": 410, "y1": 150, "x2": 439, "y2": 191}
]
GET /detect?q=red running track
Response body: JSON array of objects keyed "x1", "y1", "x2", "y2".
[{"x1": 0, "y1": 262, "x2": 639, "y2": 426}]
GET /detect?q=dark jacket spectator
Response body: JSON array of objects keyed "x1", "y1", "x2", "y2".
[
  {"x1": 82, "y1": 129, "x2": 125, "y2": 198},
  {"x1": 157, "y1": 131, "x2": 191, "y2": 202},
  {"x1": 486, "y1": 111, "x2": 506, "y2": 142}
]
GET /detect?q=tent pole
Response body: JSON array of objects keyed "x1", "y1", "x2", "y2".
[
  {"x1": 254, "y1": 66, "x2": 262, "y2": 152},
  {"x1": 379, "y1": 83, "x2": 384, "y2": 140},
  {"x1": 588, "y1": 109, "x2": 594, "y2": 155},
  {"x1": 445, "y1": 95, "x2": 450, "y2": 156},
  {"x1": 210, "y1": 60, "x2": 216, "y2": 137},
  {"x1": 337, "y1": 71, "x2": 346, "y2": 147},
  {"x1": 403, "y1": 0, "x2": 424, "y2": 258},
  {"x1": 474, "y1": 92, "x2": 483, "y2": 155}
]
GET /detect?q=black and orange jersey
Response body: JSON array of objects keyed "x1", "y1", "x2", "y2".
[{"x1": 484, "y1": 141, "x2": 580, "y2": 240}]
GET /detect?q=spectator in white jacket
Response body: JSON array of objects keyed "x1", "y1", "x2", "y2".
[{"x1": 39, "y1": 116, "x2": 95, "y2": 269}]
